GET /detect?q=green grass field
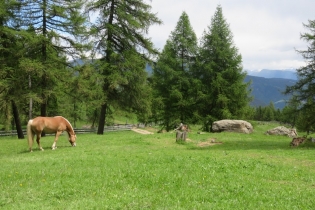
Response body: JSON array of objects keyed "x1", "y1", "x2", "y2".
[{"x1": 1, "y1": 123, "x2": 315, "y2": 209}]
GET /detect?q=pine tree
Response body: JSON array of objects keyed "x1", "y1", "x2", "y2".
[
  {"x1": 151, "y1": 12, "x2": 197, "y2": 130},
  {"x1": 285, "y1": 19, "x2": 315, "y2": 130},
  {"x1": 86, "y1": 0, "x2": 162, "y2": 134},
  {"x1": 195, "y1": 5, "x2": 251, "y2": 131}
]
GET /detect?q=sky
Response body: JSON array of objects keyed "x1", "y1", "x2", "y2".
[{"x1": 147, "y1": 0, "x2": 315, "y2": 71}]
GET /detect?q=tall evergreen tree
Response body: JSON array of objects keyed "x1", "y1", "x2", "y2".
[
  {"x1": 151, "y1": 11, "x2": 197, "y2": 131},
  {"x1": 16, "y1": 0, "x2": 88, "y2": 118},
  {"x1": 195, "y1": 5, "x2": 251, "y2": 131},
  {"x1": 285, "y1": 19, "x2": 315, "y2": 129},
  {"x1": 0, "y1": 0, "x2": 27, "y2": 138},
  {"x1": 86, "y1": 0, "x2": 162, "y2": 134}
]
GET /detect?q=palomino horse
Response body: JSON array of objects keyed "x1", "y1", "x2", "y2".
[{"x1": 27, "y1": 116, "x2": 77, "y2": 152}]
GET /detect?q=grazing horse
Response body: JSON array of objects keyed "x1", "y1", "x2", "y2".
[{"x1": 27, "y1": 116, "x2": 76, "y2": 152}]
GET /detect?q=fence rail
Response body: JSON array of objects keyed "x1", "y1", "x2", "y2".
[{"x1": 0, "y1": 124, "x2": 134, "y2": 137}]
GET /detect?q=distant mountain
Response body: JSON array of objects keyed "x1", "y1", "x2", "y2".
[
  {"x1": 244, "y1": 75, "x2": 296, "y2": 109},
  {"x1": 246, "y1": 69, "x2": 297, "y2": 80}
]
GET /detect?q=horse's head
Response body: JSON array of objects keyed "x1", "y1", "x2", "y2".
[{"x1": 69, "y1": 134, "x2": 77, "y2": 147}]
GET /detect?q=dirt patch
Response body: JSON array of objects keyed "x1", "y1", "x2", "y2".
[
  {"x1": 185, "y1": 138, "x2": 193, "y2": 142},
  {"x1": 197, "y1": 138, "x2": 222, "y2": 147},
  {"x1": 145, "y1": 127, "x2": 158, "y2": 133},
  {"x1": 131, "y1": 128, "x2": 154, "y2": 135}
]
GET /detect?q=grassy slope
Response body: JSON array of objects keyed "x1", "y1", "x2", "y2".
[{"x1": 1, "y1": 122, "x2": 315, "y2": 209}]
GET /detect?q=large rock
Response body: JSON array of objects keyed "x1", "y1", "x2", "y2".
[
  {"x1": 265, "y1": 126, "x2": 297, "y2": 137},
  {"x1": 212, "y1": 120, "x2": 253, "y2": 134}
]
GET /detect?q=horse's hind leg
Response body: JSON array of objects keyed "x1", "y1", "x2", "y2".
[
  {"x1": 29, "y1": 132, "x2": 35, "y2": 152},
  {"x1": 36, "y1": 133, "x2": 44, "y2": 151}
]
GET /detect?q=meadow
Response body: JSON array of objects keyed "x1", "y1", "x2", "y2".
[{"x1": 1, "y1": 122, "x2": 315, "y2": 209}]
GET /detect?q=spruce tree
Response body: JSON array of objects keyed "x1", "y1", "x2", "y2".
[
  {"x1": 151, "y1": 11, "x2": 197, "y2": 131},
  {"x1": 195, "y1": 5, "x2": 251, "y2": 131},
  {"x1": 86, "y1": 0, "x2": 162, "y2": 134}
]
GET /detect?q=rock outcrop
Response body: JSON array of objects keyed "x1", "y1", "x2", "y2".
[
  {"x1": 265, "y1": 126, "x2": 297, "y2": 137},
  {"x1": 212, "y1": 120, "x2": 253, "y2": 134}
]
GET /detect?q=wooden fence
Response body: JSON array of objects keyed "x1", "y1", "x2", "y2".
[{"x1": 0, "y1": 124, "x2": 134, "y2": 137}]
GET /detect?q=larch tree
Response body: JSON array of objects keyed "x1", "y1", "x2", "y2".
[
  {"x1": 0, "y1": 0, "x2": 28, "y2": 138},
  {"x1": 16, "y1": 0, "x2": 89, "y2": 118},
  {"x1": 151, "y1": 11, "x2": 197, "y2": 131},
  {"x1": 195, "y1": 5, "x2": 251, "y2": 131},
  {"x1": 280, "y1": 95, "x2": 300, "y2": 127},
  {"x1": 86, "y1": 0, "x2": 162, "y2": 134},
  {"x1": 285, "y1": 19, "x2": 315, "y2": 132}
]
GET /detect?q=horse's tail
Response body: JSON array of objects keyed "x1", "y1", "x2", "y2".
[{"x1": 27, "y1": 120, "x2": 34, "y2": 151}]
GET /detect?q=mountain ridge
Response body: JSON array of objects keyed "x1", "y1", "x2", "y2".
[
  {"x1": 244, "y1": 75, "x2": 296, "y2": 109},
  {"x1": 246, "y1": 69, "x2": 297, "y2": 80}
]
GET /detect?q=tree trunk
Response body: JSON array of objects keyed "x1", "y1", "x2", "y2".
[
  {"x1": 11, "y1": 101, "x2": 24, "y2": 139},
  {"x1": 29, "y1": 75, "x2": 33, "y2": 120},
  {"x1": 41, "y1": 0, "x2": 47, "y2": 136},
  {"x1": 91, "y1": 109, "x2": 98, "y2": 128},
  {"x1": 176, "y1": 131, "x2": 182, "y2": 142},
  {"x1": 73, "y1": 101, "x2": 76, "y2": 128},
  {"x1": 96, "y1": 0, "x2": 113, "y2": 135},
  {"x1": 97, "y1": 103, "x2": 107, "y2": 134},
  {"x1": 39, "y1": 95, "x2": 47, "y2": 137}
]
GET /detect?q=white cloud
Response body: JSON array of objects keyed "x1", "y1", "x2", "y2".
[{"x1": 146, "y1": 0, "x2": 315, "y2": 70}]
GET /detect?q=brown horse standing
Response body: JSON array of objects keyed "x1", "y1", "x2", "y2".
[{"x1": 27, "y1": 116, "x2": 77, "y2": 152}]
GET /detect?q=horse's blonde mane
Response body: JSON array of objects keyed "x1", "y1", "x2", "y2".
[{"x1": 55, "y1": 116, "x2": 74, "y2": 134}]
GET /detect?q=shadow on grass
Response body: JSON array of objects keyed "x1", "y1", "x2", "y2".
[{"x1": 19, "y1": 145, "x2": 74, "y2": 154}]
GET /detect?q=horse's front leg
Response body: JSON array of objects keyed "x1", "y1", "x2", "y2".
[
  {"x1": 52, "y1": 131, "x2": 62, "y2": 150},
  {"x1": 36, "y1": 133, "x2": 44, "y2": 151}
]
